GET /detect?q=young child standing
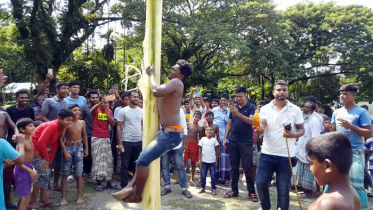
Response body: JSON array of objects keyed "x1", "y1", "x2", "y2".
[
  {"x1": 183, "y1": 111, "x2": 202, "y2": 186},
  {"x1": 28, "y1": 109, "x2": 73, "y2": 209},
  {"x1": 60, "y1": 105, "x2": 89, "y2": 206},
  {"x1": 322, "y1": 117, "x2": 332, "y2": 133},
  {"x1": 11, "y1": 118, "x2": 38, "y2": 210},
  {"x1": 307, "y1": 132, "x2": 360, "y2": 210},
  {"x1": 201, "y1": 111, "x2": 220, "y2": 142},
  {"x1": 198, "y1": 126, "x2": 219, "y2": 196}
]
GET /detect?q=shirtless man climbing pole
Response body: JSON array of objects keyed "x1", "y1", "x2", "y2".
[{"x1": 112, "y1": 59, "x2": 193, "y2": 203}]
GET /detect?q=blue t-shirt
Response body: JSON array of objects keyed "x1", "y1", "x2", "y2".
[
  {"x1": 65, "y1": 95, "x2": 87, "y2": 107},
  {"x1": 228, "y1": 103, "x2": 256, "y2": 144},
  {"x1": 0, "y1": 138, "x2": 20, "y2": 209},
  {"x1": 331, "y1": 106, "x2": 371, "y2": 149}
]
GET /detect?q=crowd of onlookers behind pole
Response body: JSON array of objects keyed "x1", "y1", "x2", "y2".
[{"x1": 0, "y1": 68, "x2": 372, "y2": 210}]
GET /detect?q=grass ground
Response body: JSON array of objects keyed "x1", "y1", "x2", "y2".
[{"x1": 11, "y1": 171, "x2": 373, "y2": 210}]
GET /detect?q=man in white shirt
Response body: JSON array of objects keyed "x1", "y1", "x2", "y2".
[
  {"x1": 160, "y1": 108, "x2": 192, "y2": 198},
  {"x1": 295, "y1": 101, "x2": 321, "y2": 197},
  {"x1": 306, "y1": 96, "x2": 325, "y2": 131},
  {"x1": 117, "y1": 91, "x2": 143, "y2": 188},
  {"x1": 256, "y1": 80, "x2": 304, "y2": 210}
]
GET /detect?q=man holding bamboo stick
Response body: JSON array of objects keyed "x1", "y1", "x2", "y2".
[
  {"x1": 112, "y1": 59, "x2": 192, "y2": 203},
  {"x1": 255, "y1": 80, "x2": 304, "y2": 210}
]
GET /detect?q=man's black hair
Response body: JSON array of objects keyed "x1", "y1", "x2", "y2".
[
  {"x1": 87, "y1": 90, "x2": 99, "y2": 98},
  {"x1": 306, "y1": 96, "x2": 317, "y2": 104},
  {"x1": 58, "y1": 109, "x2": 74, "y2": 119},
  {"x1": 205, "y1": 111, "x2": 214, "y2": 117},
  {"x1": 183, "y1": 100, "x2": 190, "y2": 105},
  {"x1": 68, "y1": 81, "x2": 81, "y2": 87},
  {"x1": 203, "y1": 97, "x2": 210, "y2": 103},
  {"x1": 361, "y1": 105, "x2": 369, "y2": 111},
  {"x1": 121, "y1": 92, "x2": 129, "y2": 99},
  {"x1": 16, "y1": 118, "x2": 34, "y2": 133},
  {"x1": 176, "y1": 59, "x2": 192, "y2": 81},
  {"x1": 68, "y1": 104, "x2": 80, "y2": 110},
  {"x1": 339, "y1": 84, "x2": 358, "y2": 93},
  {"x1": 15, "y1": 89, "x2": 29, "y2": 98},
  {"x1": 235, "y1": 87, "x2": 247, "y2": 94},
  {"x1": 212, "y1": 99, "x2": 220, "y2": 105},
  {"x1": 273, "y1": 80, "x2": 289, "y2": 88},
  {"x1": 220, "y1": 94, "x2": 229, "y2": 101},
  {"x1": 128, "y1": 90, "x2": 139, "y2": 97},
  {"x1": 56, "y1": 82, "x2": 69, "y2": 89},
  {"x1": 256, "y1": 100, "x2": 266, "y2": 106},
  {"x1": 194, "y1": 110, "x2": 202, "y2": 117},
  {"x1": 306, "y1": 132, "x2": 352, "y2": 174},
  {"x1": 305, "y1": 101, "x2": 317, "y2": 110}
]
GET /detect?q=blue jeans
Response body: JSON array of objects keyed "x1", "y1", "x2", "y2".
[
  {"x1": 161, "y1": 147, "x2": 187, "y2": 190},
  {"x1": 137, "y1": 130, "x2": 183, "y2": 167},
  {"x1": 201, "y1": 162, "x2": 217, "y2": 189},
  {"x1": 62, "y1": 144, "x2": 84, "y2": 177},
  {"x1": 256, "y1": 153, "x2": 297, "y2": 210}
]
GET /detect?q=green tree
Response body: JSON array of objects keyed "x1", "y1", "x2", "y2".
[{"x1": 9, "y1": 0, "x2": 121, "y2": 82}]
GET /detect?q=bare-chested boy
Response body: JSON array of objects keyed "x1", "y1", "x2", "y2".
[
  {"x1": 60, "y1": 104, "x2": 88, "y2": 206},
  {"x1": 307, "y1": 132, "x2": 360, "y2": 210},
  {"x1": 0, "y1": 103, "x2": 15, "y2": 139},
  {"x1": 12, "y1": 118, "x2": 38, "y2": 210},
  {"x1": 112, "y1": 59, "x2": 192, "y2": 203},
  {"x1": 183, "y1": 111, "x2": 202, "y2": 186}
]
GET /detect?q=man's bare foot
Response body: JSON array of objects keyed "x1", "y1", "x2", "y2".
[
  {"x1": 123, "y1": 193, "x2": 142, "y2": 203},
  {"x1": 76, "y1": 198, "x2": 84, "y2": 205},
  {"x1": 212, "y1": 189, "x2": 217, "y2": 196},
  {"x1": 189, "y1": 180, "x2": 196, "y2": 187},
  {"x1": 198, "y1": 188, "x2": 205, "y2": 194},
  {"x1": 60, "y1": 199, "x2": 68, "y2": 206},
  {"x1": 112, "y1": 187, "x2": 134, "y2": 201}
]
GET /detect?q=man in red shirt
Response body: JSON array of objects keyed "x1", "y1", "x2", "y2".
[
  {"x1": 28, "y1": 109, "x2": 73, "y2": 208},
  {"x1": 90, "y1": 96, "x2": 116, "y2": 191}
]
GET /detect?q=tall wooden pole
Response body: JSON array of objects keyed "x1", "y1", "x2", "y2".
[{"x1": 138, "y1": 0, "x2": 162, "y2": 209}]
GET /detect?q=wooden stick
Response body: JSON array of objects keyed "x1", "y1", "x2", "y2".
[{"x1": 285, "y1": 136, "x2": 303, "y2": 210}]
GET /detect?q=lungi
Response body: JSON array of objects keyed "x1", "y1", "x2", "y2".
[
  {"x1": 91, "y1": 137, "x2": 113, "y2": 181},
  {"x1": 296, "y1": 161, "x2": 313, "y2": 190},
  {"x1": 350, "y1": 148, "x2": 368, "y2": 210}
]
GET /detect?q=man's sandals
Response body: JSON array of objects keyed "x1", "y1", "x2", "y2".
[
  {"x1": 224, "y1": 190, "x2": 259, "y2": 202},
  {"x1": 223, "y1": 190, "x2": 238, "y2": 198},
  {"x1": 161, "y1": 188, "x2": 172, "y2": 196}
]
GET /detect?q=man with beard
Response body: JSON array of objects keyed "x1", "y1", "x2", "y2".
[
  {"x1": 113, "y1": 92, "x2": 130, "y2": 176},
  {"x1": 81, "y1": 90, "x2": 99, "y2": 182},
  {"x1": 212, "y1": 94, "x2": 230, "y2": 185},
  {"x1": 4, "y1": 89, "x2": 35, "y2": 208},
  {"x1": 112, "y1": 59, "x2": 192, "y2": 203},
  {"x1": 41, "y1": 82, "x2": 69, "y2": 191},
  {"x1": 116, "y1": 91, "x2": 143, "y2": 188},
  {"x1": 256, "y1": 80, "x2": 304, "y2": 210},
  {"x1": 295, "y1": 101, "x2": 321, "y2": 197},
  {"x1": 331, "y1": 84, "x2": 372, "y2": 210}
]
